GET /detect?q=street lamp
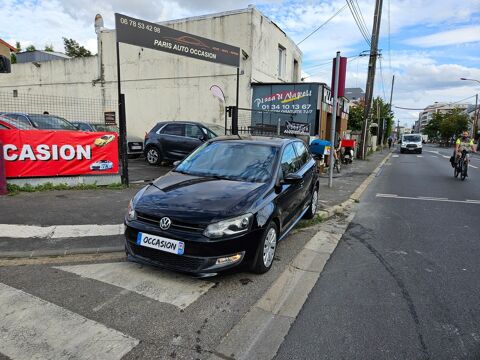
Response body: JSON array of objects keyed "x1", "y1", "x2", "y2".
[
  {"x1": 460, "y1": 77, "x2": 480, "y2": 84},
  {"x1": 460, "y1": 78, "x2": 479, "y2": 137}
]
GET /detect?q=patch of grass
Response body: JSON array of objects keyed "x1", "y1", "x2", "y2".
[
  {"x1": 297, "y1": 213, "x2": 324, "y2": 229},
  {"x1": 7, "y1": 182, "x2": 126, "y2": 195}
]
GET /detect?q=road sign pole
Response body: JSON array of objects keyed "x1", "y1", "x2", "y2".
[
  {"x1": 116, "y1": 41, "x2": 129, "y2": 186},
  {"x1": 329, "y1": 51, "x2": 341, "y2": 188}
]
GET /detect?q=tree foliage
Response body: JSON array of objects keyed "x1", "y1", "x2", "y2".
[
  {"x1": 26, "y1": 45, "x2": 36, "y2": 52},
  {"x1": 44, "y1": 44, "x2": 54, "y2": 52},
  {"x1": 63, "y1": 38, "x2": 92, "y2": 57},
  {"x1": 370, "y1": 97, "x2": 394, "y2": 141},
  {"x1": 347, "y1": 102, "x2": 364, "y2": 131},
  {"x1": 423, "y1": 108, "x2": 469, "y2": 142}
]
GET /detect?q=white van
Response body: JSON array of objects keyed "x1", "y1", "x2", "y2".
[{"x1": 400, "y1": 133, "x2": 423, "y2": 154}]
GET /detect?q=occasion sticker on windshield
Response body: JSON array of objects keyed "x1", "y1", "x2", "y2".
[{"x1": 136, "y1": 232, "x2": 185, "y2": 255}]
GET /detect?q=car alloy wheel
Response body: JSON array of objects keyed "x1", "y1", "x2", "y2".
[
  {"x1": 262, "y1": 227, "x2": 277, "y2": 268},
  {"x1": 146, "y1": 148, "x2": 161, "y2": 165},
  {"x1": 311, "y1": 189, "x2": 318, "y2": 214}
]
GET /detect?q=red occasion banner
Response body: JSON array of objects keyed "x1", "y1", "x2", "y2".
[{"x1": 0, "y1": 130, "x2": 119, "y2": 178}]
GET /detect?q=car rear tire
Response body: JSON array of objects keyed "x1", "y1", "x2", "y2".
[
  {"x1": 251, "y1": 222, "x2": 278, "y2": 274},
  {"x1": 304, "y1": 187, "x2": 318, "y2": 220},
  {"x1": 146, "y1": 147, "x2": 162, "y2": 166},
  {"x1": 400, "y1": 149, "x2": 404, "y2": 154}
]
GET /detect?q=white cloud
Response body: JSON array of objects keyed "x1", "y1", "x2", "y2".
[{"x1": 405, "y1": 26, "x2": 480, "y2": 47}]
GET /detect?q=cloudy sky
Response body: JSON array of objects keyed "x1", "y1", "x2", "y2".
[{"x1": 2, "y1": 0, "x2": 480, "y2": 126}]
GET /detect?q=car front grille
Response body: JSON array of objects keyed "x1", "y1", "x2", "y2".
[
  {"x1": 136, "y1": 211, "x2": 205, "y2": 233},
  {"x1": 406, "y1": 144, "x2": 417, "y2": 148},
  {"x1": 129, "y1": 242, "x2": 207, "y2": 272}
]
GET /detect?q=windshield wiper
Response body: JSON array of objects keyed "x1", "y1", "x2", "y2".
[{"x1": 148, "y1": 182, "x2": 163, "y2": 191}]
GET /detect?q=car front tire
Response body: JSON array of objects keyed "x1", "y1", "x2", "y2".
[
  {"x1": 304, "y1": 187, "x2": 318, "y2": 220},
  {"x1": 251, "y1": 222, "x2": 278, "y2": 274},
  {"x1": 146, "y1": 147, "x2": 162, "y2": 166}
]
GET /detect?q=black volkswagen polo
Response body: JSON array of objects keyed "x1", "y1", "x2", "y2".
[{"x1": 125, "y1": 136, "x2": 319, "y2": 275}]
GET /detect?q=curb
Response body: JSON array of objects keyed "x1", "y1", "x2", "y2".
[
  {"x1": 0, "y1": 246, "x2": 124, "y2": 259},
  {"x1": 209, "y1": 152, "x2": 392, "y2": 360}
]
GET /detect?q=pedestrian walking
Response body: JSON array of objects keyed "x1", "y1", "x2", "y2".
[{"x1": 388, "y1": 136, "x2": 393, "y2": 149}]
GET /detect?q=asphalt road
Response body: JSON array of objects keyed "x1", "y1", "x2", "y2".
[
  {"x1": 0, "y1": 216, "x2": 327, "y2": 359},
  {"x1": 275, "y1": 144, "x2": 480, "y2": 360}
]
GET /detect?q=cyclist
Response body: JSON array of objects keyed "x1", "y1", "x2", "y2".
[{"x1": 454, "y1": 131, "x2": 477, "y2": 165}]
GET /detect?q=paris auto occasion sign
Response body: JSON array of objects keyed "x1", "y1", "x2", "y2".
[
  {"x1": 115, "y1": 13, "x2": 240, "y2": 67},
  {"x1": 0, "y1": 130, "x2": 119, "y2": 178}
]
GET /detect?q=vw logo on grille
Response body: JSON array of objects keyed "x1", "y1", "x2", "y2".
[{"x1": 159, "y1": 217, "x2": 171, "y2": 230}]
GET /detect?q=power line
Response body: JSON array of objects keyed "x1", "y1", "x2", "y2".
[
  {"x1": 353, "y1": 0, "x2": 371, "y2": 44},
  {"x1": 296, "y1": 4, "x2": 348, "y2": 45},
  {"x1": 301, "y1": 55, "x2": 361, "y2": 80},
  {"x1": 346, "y1": 0, "x2": 371, "y2": 46},
  {"x1": 378, "y1": 57, "x2": 387, "y2": 99},
  {"x1": 393, "y1": 95, "x2": 477, "y2": 110}
]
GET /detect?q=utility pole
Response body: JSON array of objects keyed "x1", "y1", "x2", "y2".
[
  {"x1": 329, "y1": 51, "x2": 341, "y2": 188},
  {"x1": 377, "y1": 100, "x2": 381, "y2": 150},
  {"x1": 387, "y1": 74, "x2": 395, "y2": 140},
  {"x1": 473, "y1": 93, "x2": 478, "y2": 138},
  {"x1": 360, "y1": 0, "x2": 383, "y2": 159},
  {"x1": 396, "y1": 119, "x2": 400, "y2": 140}
]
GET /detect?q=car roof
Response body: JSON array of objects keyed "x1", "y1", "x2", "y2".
[{"x1": 210, "y1": 135, "x2": 300, "y2": 147}]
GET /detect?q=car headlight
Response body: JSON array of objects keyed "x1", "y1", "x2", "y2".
[
  {"x1": 203, "y1": 214, "x2": 253, "y2": 239},
  {"x1": 127, "y1": 199, "x2": 136, "y2": 221}
]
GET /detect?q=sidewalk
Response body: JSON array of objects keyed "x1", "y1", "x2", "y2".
[{"x1": 0, "y1": 150, "x2": 391, "y2": 258}]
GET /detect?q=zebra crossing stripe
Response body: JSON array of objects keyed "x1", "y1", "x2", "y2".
[
  {"x1": 55, "y1": 262, "x2": 214, "y2": 309},
  {"x1": 0, "y1": 282, "x2": 139, "y2": 360}
]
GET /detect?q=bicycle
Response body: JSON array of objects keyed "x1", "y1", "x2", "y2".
[{"x1": 454, "y1": 149, "x2": 468, "y2": 181}]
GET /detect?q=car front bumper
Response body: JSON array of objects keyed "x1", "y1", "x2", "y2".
[{"x1": 124, "y1": 221, "x2": 264, "y2": 274}]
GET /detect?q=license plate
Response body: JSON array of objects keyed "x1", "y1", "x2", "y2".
[
  {"x1": 136, "y1": 232, "x2": 184, "y2": 255},
  {"x1": 131, "y1": 146, "x2": 142, "y2": 150}
]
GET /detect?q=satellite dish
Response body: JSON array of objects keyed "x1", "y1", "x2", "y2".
[
  {"x1": 95, "y1": 14, "x2": 104, "y2": 34},
  {"x1": 210, "y1": 85, "x2": 225, "y2": 103}
]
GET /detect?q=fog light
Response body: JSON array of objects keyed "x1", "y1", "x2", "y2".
[{"x1": 215, "y1": 253, "x2": 243, "y2": 266}]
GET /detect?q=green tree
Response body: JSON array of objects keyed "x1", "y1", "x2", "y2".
[
  {"x1": 347, "y1": 103, "x2": 364, "y2": 131},
  {"x1": 370, "y1": 97, "x2": 394, "y2": 142},
  {"x1": 63, "y1": 38, "x2": 91, "y2": 57},
  {"x1": 423, "y1": 112, "x2": 442, "y2": 140},
  {"x1": 44, "y1": 44, "x2": 54, "y2": 52},
  {"x1": 438, "y1": 108, "x2": 469, "y2": 141},
  {"x1": 26, "y1": 45, "x2": 36, "y2": 52},
  {"x1": 10, "y1": 42, "x2": 21, "y2": 64}
]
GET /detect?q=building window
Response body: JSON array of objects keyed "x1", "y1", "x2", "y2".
[
  {"x1": 293, "y1": 59, "x2": 299, "y2": 82},
  {"x1": 278, "y1": 45, "x2": 286, "y2": 79},
  {"x1": 13, "y1": 89, "x2": 18, "y2": 97}
]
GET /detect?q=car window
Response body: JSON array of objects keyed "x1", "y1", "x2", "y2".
[
  {"x1": 185, "y1": 124, "x2": 203, "y2": 139},
  {"x1": 28, "y1": 115, "x2": 77, "y2": 130},
  {"x1": 0, "y1": 124, "x2": 8, "y2": 129},
  {"x1": 293, "y1": 141, "x2": 310, "y2": 169},
  {"x1": 10, "y1": 115, "x2": 30, "y2": 126},
  {"x1": 161, "y1": 123, "x2": 185, "y2": 136},
  {"x1": 281, "y1": 144, "x2": 299, "y2": 176}
]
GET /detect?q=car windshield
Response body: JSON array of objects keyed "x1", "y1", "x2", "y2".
[
  {"x1": 29, "y1": 115, "x2": 77, "y2": 130},
  {"x1": 403, "y1": 135, "x2": 421, "y2": 142},
  {"x1": 205, "y1": 124, "x2": 224, "y2": 136},
  {"x1": 175, "y1": 142, "x2": 278, "y2": 183}
]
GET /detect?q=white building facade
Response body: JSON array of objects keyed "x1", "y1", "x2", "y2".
[{"x1": 0, "y1": 7, "x2": 301, "y2": 138}]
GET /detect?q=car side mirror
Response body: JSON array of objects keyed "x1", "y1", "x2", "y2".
[
  {"x1": 173, "y1": 160, "x2": 181, "y2": 167},
  {"x1": 281, "y1": 173, "x2": 303, "y2": 184}
]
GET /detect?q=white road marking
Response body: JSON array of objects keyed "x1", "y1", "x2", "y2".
[
  {"x1": 469, "y1": 164, "x2": 478, "y2": 169},
  {"x1": 442, "y1": 155, "x2": 450, "y2": 159},
  {"x1": 417, "y1": 196, "x2": 448, "y2": 200},
  {"x1": 55, "y1": 262, "x2": 214, "y2": 309},
  {"x1": 0, "y1": 282, "x2": 138, "y2": 360},
  {"x1": 376, "y1": 193, "x2": 398, "y2": 198},
  {"x1": 417, "y1": 155, "x2": 423, "y2": 158},
  {"x1": 392, "y1": 155, "x2": 399, "y2": 158},
  {"x1": 0, "y1": 223, "x2": 124, "y2": 239},
  {"x1": 376, "y1": 194, "x2": 480, "y2": 205},
  {"x1": 427, "y1": 150, "x2": 440, "y2": 155}
]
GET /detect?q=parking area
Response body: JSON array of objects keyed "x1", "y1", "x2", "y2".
[{"x1": 128, "y1": 156, "x2": 171, "y2": 183}]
